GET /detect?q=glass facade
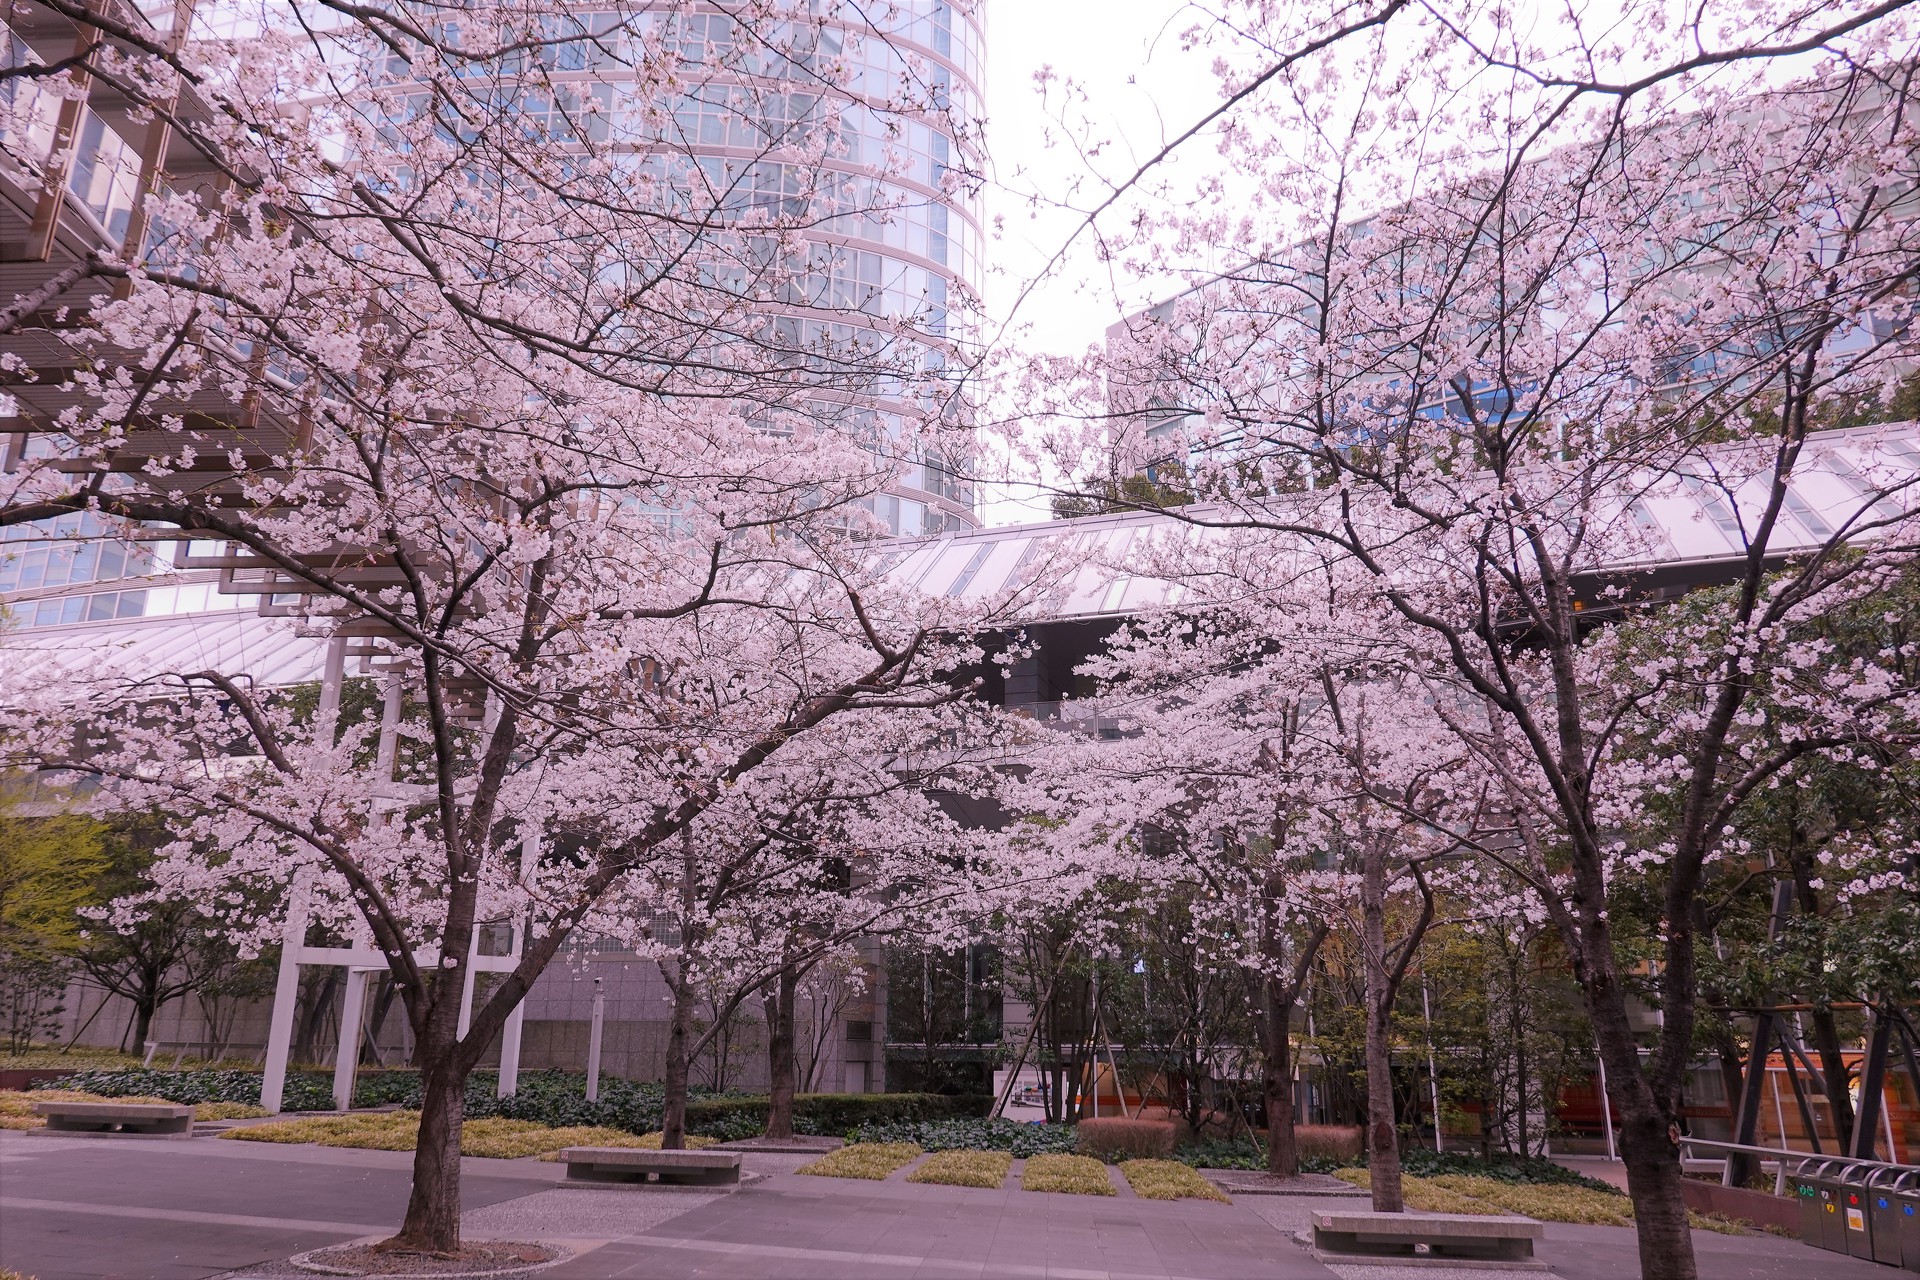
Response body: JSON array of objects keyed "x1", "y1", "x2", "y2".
[{"x1": 365, "y1": 1, "x2": 985, "y2": 533}]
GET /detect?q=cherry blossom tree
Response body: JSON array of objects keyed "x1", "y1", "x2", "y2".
[
  {"x1": 1028, "y1": 20, "x2": 1920, "y2": 1273},
  {"x1": 0, "y1": 0, "x2": 1001, "y2": 1255},
  {"x1": 1010, "y1": 586, "x2": 1497, "y2": 1203}
]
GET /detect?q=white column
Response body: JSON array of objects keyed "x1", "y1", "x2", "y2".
[
  {"x1": 259, "y1": 873, "x2": 311, "y2": 1114},
  {"x1": 331, "y1": 968, "x2": 369, "y2": 1112},
  {"x1": 497, "y1": 994, "x2": 526, "y2": 1099},
  {"x1": 585, "y1": 979, "x2": 605, "y2": 1103},
  {"x1": 496, "y1": 827, "x2": 538, "y2": 1099},
  {"x1": 455, "y1": 929, "x2": 480, "y2": 1041},
  {"x1": 374, "y1": 670, "x2": 402, "y2": 779},
  {"x1": 315, "y1": 635, "x2": 347, "y2": 745}
]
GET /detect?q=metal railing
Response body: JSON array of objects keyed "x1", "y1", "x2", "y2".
[{"x1": 1675, "y1": 1136, "x2": 1917, "y2": 1197}]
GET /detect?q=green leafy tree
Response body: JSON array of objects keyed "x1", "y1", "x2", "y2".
[{"x1": 0, "y1": 790, "x2": 108, "y2": 1051}]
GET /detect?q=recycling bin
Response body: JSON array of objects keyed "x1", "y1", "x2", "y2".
[
  {"x1": 1889, "y1": 1168, "x2": 1920, "y2": 1273},
  {"x1": 1789, "y1": 1159, "x2": 1845, "y2": 1252},
  {"x1": 1841, "y1": 1166, "x2": 1877, "y2": 1260},
  {"x1": 1868, "y1": 1168, "x2": 1911, "y2": 1266}
]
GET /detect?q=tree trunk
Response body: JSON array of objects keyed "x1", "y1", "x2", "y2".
[
  {"x1": 1361, "y1": 838, "x2": 1404, "y2": 1213},
  {"x1": 1262, "y1": 995, "x2": 1301, "y2": 1176},
  {"x1": 391, "y1": 1051, "x2": 466, "y2": 1253},
  {"x1": 132, "y1": 992, "x2": 157, "y2": 1050},
  {"x1": 764, "y1": 964, "x2": 798, "y2": 1140},
  {"x1": 1589, "y1": 972, "x2": 1698, "y2": 1279},
  {"x1": 660, "y1": 963, "x2": 697, "y2": 1150},
  {"x1": 1808, "y1": 1009, "x2": 1856, "y2": 1149}
]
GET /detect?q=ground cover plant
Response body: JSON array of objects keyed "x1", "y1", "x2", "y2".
[
  {"x1": 1171, "y1": 1136, "x2": 1303, "y2": 1172},
  {"x1": 219, "y1": 1111, "x2": 722, "y2": 1159},
  {"x1": 1334, "y1": 1169, "x2": 1505, "y2": 1215},
  {"x1": 795, "y1": 1142, "x2": 922, "y2": 1180},
  {"x1": 1121, "y1": 1160, "x2": 1231, "y2": 1202},
  {"x1": 1020, "y1": 1154, "x2": 1116, "y2": 1196},
  {"x1": 853, "y1": 1117, "x2": 1078, "y2": 1157},
  {"x1": 530, "y1": 1131, "x2": 718, "y2": 1161},
  {"x1": 1333, "y1": 1167, "x2": 1743, "y2": 1233},
  {"x1": 40, "y1": 1068, "x2": 336, "y2": 1110},
  {"x1": 906, "y1": 1149, "x2": 1014, "y2": 1189},
  {"x1": 1398, "y1": 1147, "x2": 1618, "y2": 1192},
  {"x1": 225, "y1": 1112, "x2": 422, "y2": 1151}
]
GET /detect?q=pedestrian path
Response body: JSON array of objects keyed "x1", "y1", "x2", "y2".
[{"x1": 0, "y1": 1127, "x2": 1893, "y2": 1280}]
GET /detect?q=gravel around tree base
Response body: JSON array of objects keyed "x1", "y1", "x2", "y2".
[{"x1": 291, "y1": 1241, "x2": 563, "y2": 1276}]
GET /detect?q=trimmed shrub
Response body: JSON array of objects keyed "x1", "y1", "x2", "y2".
[
  {"x1": 906, "y1": 1149, "x2": 1013, "y2": 1188},
  {"x1": 1021, "y1": 1153, "x2": 1115, "y2": 1196},
  {"x1": 1121, "y1": 1159, "x2": 1230, "y2": 1202},
  {"x1": 853, "y1": 1117, "x2": 1078, "y2": 1157},
  {"x1": 1075, "y1": 1117, "x2": 1180, "y2": 1163},
  {"x1": 1295, "y1": 1124, "x2": 1363, "y2": 1163},
  {"x1": 795, "y1": 1142, "x2": 922, "y2": 1180}
]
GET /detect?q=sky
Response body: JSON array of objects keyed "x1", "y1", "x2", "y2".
[
  {"x1": 978, "y1": 0, "x2": 1215, "y2": 357},
  {"x1": 972, "y1": 0, "x2": 1223, "y2": 523}
]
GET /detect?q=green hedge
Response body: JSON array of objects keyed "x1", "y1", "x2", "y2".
[
  {"x1": 1169, "y1": 1138, "x2": 1618, "y2": 1192},
  {"x1": 37, "y1": 1068, "x2": 984, "y2": 1142},
  {"x1": 853, "y1": 1116, "x2": 1078, "y2": 1157},
  {"x1": 687, "y1": 1091, "x2": 989, "y2": 1139}
]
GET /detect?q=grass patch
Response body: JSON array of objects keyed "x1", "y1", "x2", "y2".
[
  {"x1": 1428, "y1": 1175, "x2": 1632, "y2": 1226},
  {"x1": 907, "y1": 1149, "x2": 1013, "y2": 1188},
  {"x1": 220, "y1": 1112, "x2": 717, "y2": 1160},
  {"x1": 1121, "y1": 1159, "x2": 1230, "y2": 1202},
  {"x1": 193, "y1": 1101, "x2": 270, "y2": 1121},
  {"x1": 1334, "y1": 1168, "x2": 1505, "y2": 1215},
  {"x1": 531, "y1": 1130, "x2": 718, "y2": 1161},
  {"x1": 796, "y1": 1142, "x2": 922, "y2": 1180},
  {"x1": 1021, "y1": 1153, "x2": 1116, "y2": 1196},
  {"x1": 222, "y1": 1112, "x2": 417, "y2": 1149},
  {"x1": 1338, "y1": 1168, "x2": 1742, "y2": 1234}
]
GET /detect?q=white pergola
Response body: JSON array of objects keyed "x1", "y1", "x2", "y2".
[{"x1": 255, "y1": 635, "x2": 534, "y2": 1114}]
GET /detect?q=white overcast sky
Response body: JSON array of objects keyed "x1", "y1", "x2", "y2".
[
  {"x1": 978, "y1": 0, "x2": 1212, "y2": 358},
  {"x1": 973, "y1": 0, "x2": 1222, "y2": 522}
]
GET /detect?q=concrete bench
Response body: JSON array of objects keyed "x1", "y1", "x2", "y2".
[
  {"x1": 557, "y1": 1146, "x2": 741, "y2": 1187},
  {"x1": 1311, "y1": 1209, "x2": 1546, "y2": 1268},
  {"x1": 30, "y1": 1100, "x2": 194, "y2": 1137}
]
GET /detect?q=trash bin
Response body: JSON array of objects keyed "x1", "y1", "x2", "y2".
[
  {"x1": 1869, "y1": 1168, "x2": 1910, "y2": 1267},
  {"x1": 1841, "y1": 1166, "x2": 1877, "y2": 1261},
  {"x1": 1888, "y1": 1169, "x2": 1920, "y2": 1274},
  {"x1": 1789, "y1": 1159, "x2": 1845, "y2": 1252}
]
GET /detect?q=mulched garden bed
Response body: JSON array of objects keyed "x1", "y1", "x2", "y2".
[{"x1": 291, "y1": 1241, "x2": 566, "y2": 1277}]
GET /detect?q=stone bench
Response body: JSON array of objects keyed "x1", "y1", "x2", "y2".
[
  {"x1": 1311, "y1": 1209, "x2": 1546, "y2": 1268},
  {"x1": 31, "y1": 1100, "x2": 194, "y2": 1137},
  {"x1": 557, "y1": 1146, "x2": 742, "y2": 1187}
]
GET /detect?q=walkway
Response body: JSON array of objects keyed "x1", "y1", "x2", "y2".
[{"x1": 0, "y1": 1128, "x2": 1891, "y2": 1280}]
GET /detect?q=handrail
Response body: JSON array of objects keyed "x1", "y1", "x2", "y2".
[{"x1": 1676, "y1": 1135, "x2": 1918, "y2": 1196}]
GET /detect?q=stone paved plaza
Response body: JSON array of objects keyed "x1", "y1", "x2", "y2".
[{"x1": 0, "y1": 1129, "x2": 1891, "y2": 1279}]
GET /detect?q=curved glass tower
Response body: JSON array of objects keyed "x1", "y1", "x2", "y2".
[{"x1": 421, "y1": 0, "x2": 989, "y2": 536}]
